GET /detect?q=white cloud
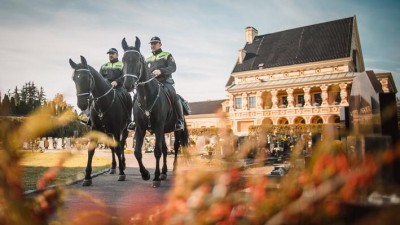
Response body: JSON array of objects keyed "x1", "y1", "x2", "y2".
[{"x1": 1, "y1": 0, "x2": 399, "y2": 112}]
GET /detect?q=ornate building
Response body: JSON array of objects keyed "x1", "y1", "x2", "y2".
[{"x1": 225, "y1": 16, "x2": 397, "y2": 135}]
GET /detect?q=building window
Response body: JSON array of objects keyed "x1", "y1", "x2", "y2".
[
  {"x1": 314, "y1": 93, "x2": 322, "y2": 106},
  {"x1": 281, "y1": 96, "x2": 288, "y2": 106},
  {"x1": 235, "y1": 97, "x2": 242, "y2": 109},
  {"x1": 225, "y1": 106, "x2": 230, "y2": 112},
  {"x1": 334, "y1": 92, "x2": 341, "y2": 104},
  {"x1": 297, "y1": 95, "x2": 304, "y2": 106},
  {"x1": 248, "y1": 96, "x2": 256, "y2": 108}
]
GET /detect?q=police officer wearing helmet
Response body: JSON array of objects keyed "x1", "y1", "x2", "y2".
[
  {"x1": 79, "y1": 47, "x2": 134, "y2": 129},
  {"x1": 100, "y1": 48, "x2": 135, "y2": 130},
  {"x1": 100, "y1": 48, "x2": 124, "y2": 88},
  {"x1": 146, "y1": 36, "x2": 184, "y2": 131}
]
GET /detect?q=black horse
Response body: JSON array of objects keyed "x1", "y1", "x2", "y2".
[
  {"x1": 121, "y1": 37, "x2": 189, "y2": 188},
  {"x1": 69, "y1": 56, "x2": 131, "y2": 186}
]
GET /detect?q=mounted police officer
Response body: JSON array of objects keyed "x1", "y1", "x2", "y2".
[
  {"x1": 100, "y1": 48, "x2": 124, "y2": 88},
  {"x1": 99, "y1": 48, "x2": 135, "y2": 130},
  {"x1": 146, "y1": 36, "x2": 184, "y2": 131},
  {"x1": 80, "y1": 48, "x2": 134, "y2": 130}
]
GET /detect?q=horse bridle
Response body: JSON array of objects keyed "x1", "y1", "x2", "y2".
[
  {"x1": 122, "y1": 50, "x2": 158, "y2": 86},
  {"x1": 74, "y1": 68, "x2": 116, "y2": 117},
  {"x1": 75, "y1": 69, "x2": 95, "y2": 98}
]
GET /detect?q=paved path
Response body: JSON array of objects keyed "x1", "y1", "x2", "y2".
[{"x1": 63, "y1": 151, "x2": 175, "y2": 223}]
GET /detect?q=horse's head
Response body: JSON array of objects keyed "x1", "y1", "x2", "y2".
[
  {"x1": 69, "y1": 56, "x2": 93, "y2": 110},
  {"x1": 122, "y1": 37, "x2": 143, "y2": 92}
]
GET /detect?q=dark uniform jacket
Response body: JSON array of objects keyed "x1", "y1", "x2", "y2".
[
  {"x1": 99, "y1": 60, "x2": 124, "y2": 88},
  {"x1": 146, "y1": 49, "x2": 176, "y2": 84}
]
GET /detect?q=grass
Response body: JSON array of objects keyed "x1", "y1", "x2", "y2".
[{"x1": 20, "y1": 150, "x2": 111, "y2": 191}]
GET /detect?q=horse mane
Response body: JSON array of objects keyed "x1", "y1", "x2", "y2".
[{"x1": 88, "y1": 65, "x2": 101, "y2": 76}]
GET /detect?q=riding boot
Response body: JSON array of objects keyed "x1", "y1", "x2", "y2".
[{"x1": 174, "y1": 98, "x2": 184, "y2": 131}]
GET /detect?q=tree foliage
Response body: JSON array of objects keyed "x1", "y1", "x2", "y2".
[
  {"x1": 1, "y1": 82, "x2": 89, "y2": 138},
  {"x1": 0, "y1": 82, "x2": 46, "y2": 116}
]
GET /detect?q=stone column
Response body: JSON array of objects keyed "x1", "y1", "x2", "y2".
[
  {"x1": 242, "y1": 92, "x2": 248, "y2": 110},
  {"x1": 320, "y1": 85, "x2": 328, "y2": 106},
  {"x1": 303, "y1": 87, "x2": 311, "y2": 107},
  {"x1": 339, "y1": 83, "x2": 349, "y2": 105},
  {"x1": 287, "y1": 88, "x2": 294, "y2": 108},
  {"x1": 256, "y1": 91, "x2": 263, "y2": 109},
  {"x1": 271, "y1": 90, "x2": 278, "y2": 109}
]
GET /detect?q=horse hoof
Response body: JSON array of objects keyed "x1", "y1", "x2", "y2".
[
  {"x1": 160, "y1": 174, "x2": 167, "y2": 180},
  {"x1": 152, "y1": 180, "x2": 161, "y2": 188},
  {"x1": 110, "y1": 169, "x2": 116, "y2": 174},
  {"x1": 141, "y1": 170, "x2": 150, "y2": 181},
  {"x1": 82, "y1": 179, "x2": 92, "y2": 186},
  {"x1": 118, "y1": 174, "x2": 126, "y2": 181}
]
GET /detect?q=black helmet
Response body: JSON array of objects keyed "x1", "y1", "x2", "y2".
[
  {"x1": 149, "y1": 36, "x2": 161, "y2": 43},
  {"x1": 106, "y1": 48, "x2": 118, "y2": 54}
]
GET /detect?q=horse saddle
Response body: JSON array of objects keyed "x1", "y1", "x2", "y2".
[
  {"x1": 178, "y1": 94, "x2": 191, "y2": 115},
  {"x1": 161, "y1": 85, "x2": 191, "y2": 115}
]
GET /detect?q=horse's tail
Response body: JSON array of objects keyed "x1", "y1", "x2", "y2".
[{"x1": 180, "y1": 120, "x2": 189, "y2": 147}]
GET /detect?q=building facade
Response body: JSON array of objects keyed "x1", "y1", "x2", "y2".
[
  {"x1": 225, "y1": 16, "x2": 397, "y2": 135},
  {"x1": 185, "y1": 99, "x2": 228, "y2": 129}
]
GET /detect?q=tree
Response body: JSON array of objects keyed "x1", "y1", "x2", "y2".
[
  {"x1": 38, "y1": 87, "x2": 46, "y2": 105},
  {"x1": 0, "y1": 94, "x2": 10, "y2": 116},
  {"x1": 9, "y1": 97, "x2": 16, "y2": 115},
  {"x1": 12, "y1": 86, "x2": 20, "y2": 105}
]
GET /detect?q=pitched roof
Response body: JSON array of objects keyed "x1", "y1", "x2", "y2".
[
  {"x1": 228, "y1": 16, "x2": 354, "y2": 85},
  {"x1": 188, "y1": 99, "x2": 226, "y2": 115}
]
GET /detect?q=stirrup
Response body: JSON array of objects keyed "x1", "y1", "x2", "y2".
[{"x1": 127, "y1": 122, "x2": 136, "y2": 131}]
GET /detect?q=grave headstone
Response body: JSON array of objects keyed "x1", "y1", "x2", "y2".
[
  {"x1": 38, "y1": 140, "x2": 44, "y2": 150},
  {"x1": 48, "y1": 137, "x2": 54, "y2": 150},
  {"x1": 56, "y1": 138, "x2": 63, "y2": 149},
  {"x1": 64, "y1": 138, "x2": 71, "y2": 149},
  {"x1": 126, "y1": 137, "x2": 134, "y2": 149}
]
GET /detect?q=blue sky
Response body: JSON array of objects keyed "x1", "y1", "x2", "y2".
[{"x1": 0, "y1": 0, "x2": 399, "y2": 109}]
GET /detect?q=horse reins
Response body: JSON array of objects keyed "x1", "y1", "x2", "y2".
[{"x1": 75, "y1": 68, "x2": 116, "y2": 118}]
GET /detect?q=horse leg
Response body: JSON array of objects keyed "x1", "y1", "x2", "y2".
[
  {"x1": 83, "y1": 141, "x2": 96, "y2": 186},
  {"x1": 114, "y1": 144, "x2": 126, "y2": 181},
  {"x1": 134, "y1": 130, "x2": 150, "y2": 181},
  {"x1": 160, "y1": 137, "x2": 168, "y2": 180},
  {"x1": 153, "y1": 130, "x2": 164, "y2": 188},
  {"x1": 110, "y1": 147, "x2": 117, "y2": 174},
  {"x1": 120, "y1": 129, "x2": 128, "y2": 170}
]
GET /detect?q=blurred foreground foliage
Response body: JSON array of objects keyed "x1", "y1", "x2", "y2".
[
  {"x1": 135, "y1": 131, "x2": 400, "y2": 225},
  {"x1": 0, "y1": 105, "x2": 114, "y2": 225},
  {"x1": 1, "y1": 105, "x2": 400, "y2": 225}
]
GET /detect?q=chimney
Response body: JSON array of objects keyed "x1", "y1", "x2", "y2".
[
  {"x1": 238, "y1": 48, "x2": 246, "y2": 64},
  {"x1": 245, "y1": 26, "x2": 258, "y2": 44}
]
